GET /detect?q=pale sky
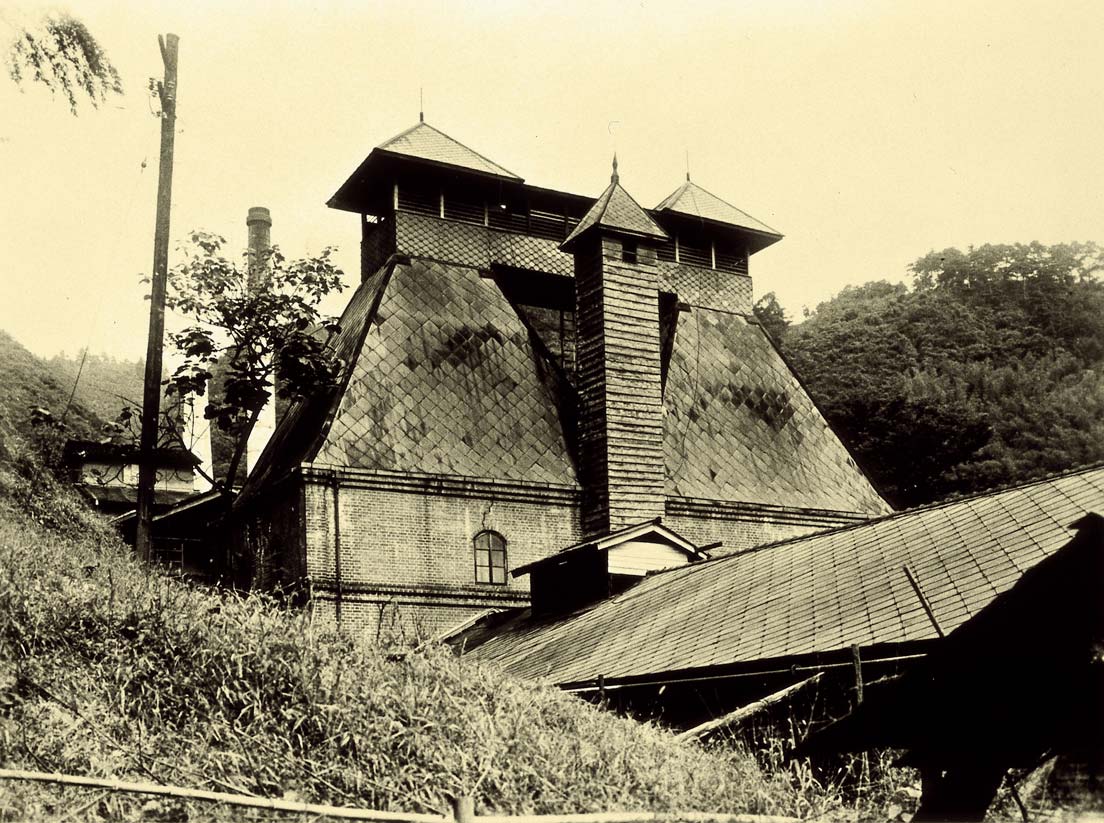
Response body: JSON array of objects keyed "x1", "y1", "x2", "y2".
[{"x1": 2, "y1": 0, "x2": 1102, "y2": 360}]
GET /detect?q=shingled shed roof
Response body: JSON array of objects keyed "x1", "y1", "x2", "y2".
[
  {"x1": 655, "y1": 178, "x2": 781, "y2": 239},
  {"x1": 561, "y1": 161, "x2": 668, "y2": 252},
  {"x1": 458, "y1": 465, "x2": 1104, "y2": 686},
  {"x1": 241, "y1": 257, "x2": 579, "y2": 497},
  {"x1": 664, "y1": 308, "x2": 887, "y2": 515}
]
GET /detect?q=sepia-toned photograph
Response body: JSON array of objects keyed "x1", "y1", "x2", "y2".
[{"x1": 0, "y1": 1, "x2": 1102, "y2": 820}]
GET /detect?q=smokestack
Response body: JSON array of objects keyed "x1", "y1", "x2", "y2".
[
  {"x1": 561, "y1": 163, "x2": 669, "y2": 536},
  {"x1": 244, "y1": 206, "x2": 277, "y2": 477},
  {"x1": 246, "y1": 206, "x2": 272, "y2": 291}
]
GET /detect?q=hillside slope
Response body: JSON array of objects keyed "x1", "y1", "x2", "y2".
[
  {"x1": 0, "y1": 330, "x2": 102, "y2": 446},
  {"x1": 779, "y1": 243, "x2": 1104, "y2": 507},
  {"x1": 46, "y1": 350, "x2": 144, "y2": 425},
  {"x1": 0, "y1": 488, "x2": 822, "y2": 822}
]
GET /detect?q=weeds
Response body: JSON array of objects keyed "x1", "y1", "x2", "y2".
[{"x1": 0, "y1": 500, "x2": 817, "y2": 821}]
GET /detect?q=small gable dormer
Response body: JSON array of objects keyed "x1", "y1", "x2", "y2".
[{"x1": 513, "y1": 519, "x2": 709, "y2": 615}]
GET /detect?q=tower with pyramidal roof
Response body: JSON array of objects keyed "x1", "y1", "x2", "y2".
[{"x1": 234, "y1": 120, "x2": 889, "y2": 637}]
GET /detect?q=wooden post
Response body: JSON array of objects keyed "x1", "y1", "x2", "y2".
[
  {"x1": 850, "y1": 643, "x2": 864, "y2": 706},
  {"x1": 136, "y1": 33, "x2": 179, "y2": 563},
  {"x1": 903, "y1": 564, "x2": 946, "y2": 638},
  {"x1": 451, "y1": 796, "x2": 474, "y2": 823}
]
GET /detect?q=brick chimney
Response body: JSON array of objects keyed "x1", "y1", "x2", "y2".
[
  {"x1": 246, "y1": 206, "x2": 272, "y2": 291},
  {"x1": 245, "y1": 206, "x2": 278, "y2": 476},
  {"x1": 562, "y1": 158, "x2": 670, "y2": 536}
]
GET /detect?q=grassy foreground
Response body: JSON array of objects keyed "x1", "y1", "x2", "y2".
[{"x1": 0, "y1": 474, "x2": 836, "y2": 822}]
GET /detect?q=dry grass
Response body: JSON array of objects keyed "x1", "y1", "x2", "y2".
[{"x1": 0, "y1": 483, "x2": 835, "y2": 822}]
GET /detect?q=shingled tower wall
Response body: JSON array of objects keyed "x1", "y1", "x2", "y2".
[{"x1": 573, "y1": 228, "x2": 667, "y2": 536}]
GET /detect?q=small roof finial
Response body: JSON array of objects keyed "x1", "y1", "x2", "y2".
[
  {"x1": 611, "y1": 153, "x2": 619, "y2": 184},
  {"x1": 419, "y1": 87, "x2": 424, "y2": 122},
  {"x1": 686, "y1": 149, "x2": 691, "y2": 182}
]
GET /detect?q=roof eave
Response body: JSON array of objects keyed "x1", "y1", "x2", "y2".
[
  {"x1": 655, "y1": 208, "x2": 784, "y2": 249},
  {"x1": 327, "y1": 148, "x2": 524, "y2": 214}
]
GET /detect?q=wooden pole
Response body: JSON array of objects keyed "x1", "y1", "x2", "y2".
[
  {"x1": 903, "y1": 564, "x2": 946, "y2": 639},
  {"x1": 0, "y1": 768, "x2": 446, "y2": 822},
  {"x1": 451, "y1": 796, "x2": 475, "y2": 823},
  {"x1": 674, "y1": 673, "x2": 822, "y2": 743},
  {"x1": 136, "y1": 33, "x2": 180, "y2": 563},
  {"x1": 850, "y1": 643, "x2": 864, "y2": 706},
  {"x1": 0, "y1": 769, "x2": 799, "y2": 823}
]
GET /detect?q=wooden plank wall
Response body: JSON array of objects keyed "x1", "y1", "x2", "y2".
[{"x1": 575, "y1": 235, "x2": 666, "y2": 536}]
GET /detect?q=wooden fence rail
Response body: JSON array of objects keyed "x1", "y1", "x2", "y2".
[{"x1": 0, "y1": 768, "x2": 800, "y2": 823}]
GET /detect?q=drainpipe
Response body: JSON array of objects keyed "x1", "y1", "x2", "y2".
[{"x1": 331, "y1": 476, "x2": 342, "y2": 627}]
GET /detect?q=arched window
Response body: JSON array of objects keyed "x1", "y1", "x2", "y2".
[{"x1": 474, "y1": 530, "x2": 507, "y2": 584}]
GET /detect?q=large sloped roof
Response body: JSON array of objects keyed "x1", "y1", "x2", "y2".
[
  {"x1": 243, "y1": 264, "x2": 887, "y2": 513},
  {"x1": 655, "y1": 178, "x2": 781, "y2": 238},
  {"x1": 312, "y1": 260, "x2": 577, "y2": 484},
  {"x1": 374, "y1": 121, "x2": 521, "y2": 181},
  {"x1": 241, "y1": 257, "x2": 579, "y2": 497},
  {"x1": 664, "y1": 309, "x2": 887, "y2": 514},
  {"x1": 238, "y1": 263, "x2": 396, "y2": 500},
  {"x1": 459, "y1": 465, "x2": 1104, "y2": 685}
]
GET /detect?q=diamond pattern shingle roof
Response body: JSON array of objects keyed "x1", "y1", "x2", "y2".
[
  {"x1": 376, "y1": 121, "x2": 521, "y2": 181},
  {"x1": 461, "y1": 466, "x2": 1104, "y2": 685},
  {"x1": 238, "y1": 262, "x2": 395, "y2": 499},
  {"x1": 241, "y1": 257, "x2": 578, "y2": 496},
  {"x1": 313, "y1": 258, "x2": 578, "y2": 485},
  {"x1": 655, "y1": 179, "x2": 781, "y2": 237},
  {"x1": 664, "y1": 309, "x2": 887, "y2": 514}
]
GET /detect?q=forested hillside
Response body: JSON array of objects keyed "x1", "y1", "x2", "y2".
[
  {"x1": 769, "y1": 242, "x2": 1104, "y2": 508},
  {"x1": 46, "y1": 350, "x2": 144, "y2": 424},
  {"x1": 0, "y1": 331, "x2": 102, "y2": 446}
]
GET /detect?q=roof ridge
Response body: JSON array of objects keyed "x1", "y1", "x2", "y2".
[{"x1": 376, "y1": 120, "x2": 424, "y2": 149}]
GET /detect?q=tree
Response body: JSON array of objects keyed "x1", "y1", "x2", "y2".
[
  {"x1": 786, "y1": 243, "x2": 1104, "y2": 507},
  {"x1": 162, "y1": 232, "x2": 346, "y2": 494},
  {"x1": 752, "y1": 292, "x2": 790, "y2": 344},
  {"x1": 4, "y1": 10, "x2": 122, "y2": 113}
]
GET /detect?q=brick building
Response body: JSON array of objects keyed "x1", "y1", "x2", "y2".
[{"x1": 234, "y1": 119, "x2": 889, "y2": 638}]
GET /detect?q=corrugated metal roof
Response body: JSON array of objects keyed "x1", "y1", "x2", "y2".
[
  {"x1": 562, "y1": 172, "x2": 669, "y2": 250},
  {"x1": 375, "y1": 121, "x2": 521, "y2": 181},
  {"x1": 655, "y1": 179, "x2": 781, "y2": 237},
  {"x1": 462, "y1": 466, "x2": 1104, "y2": 684}
]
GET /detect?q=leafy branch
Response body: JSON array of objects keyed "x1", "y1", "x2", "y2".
[{"x1": 160, "y1": 231, "x2": 345, "y2": 495}]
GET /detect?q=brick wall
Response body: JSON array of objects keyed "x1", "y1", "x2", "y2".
[
  {"x1": 310, "y1": 595, "x2": 490, "y2": 645},
  {"x1": 664, "y1": 496, "x2": 868, "y2": 556},
  {"x1": 301, "y1": 470, "x2": 581, "y2": 637}
]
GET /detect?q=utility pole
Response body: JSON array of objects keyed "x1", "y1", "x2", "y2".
[{"x1": 136, "y1": 33, "x2": 179, "y2": 563}]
